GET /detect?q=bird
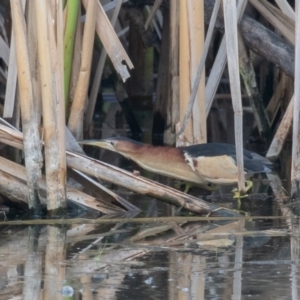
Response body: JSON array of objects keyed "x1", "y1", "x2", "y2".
[{"x1": 79, "y1": 137, "x2": 272, "y2": 198}]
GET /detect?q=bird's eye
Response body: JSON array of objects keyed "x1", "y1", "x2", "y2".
[{"x1": 110, "y1": 141, "x2": 114, "y2": 146}]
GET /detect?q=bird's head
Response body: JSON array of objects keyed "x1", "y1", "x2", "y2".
[{"x1": 79, "y1": 137, "x2": 144, "y2": 156}]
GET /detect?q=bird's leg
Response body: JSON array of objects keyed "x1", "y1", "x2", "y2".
[
  {"x1": 231, "y1": 180, "x2": 253, "y2": 211},
  {"x1": 232, "y1": 180, "x2": 253, "y2": 199}
]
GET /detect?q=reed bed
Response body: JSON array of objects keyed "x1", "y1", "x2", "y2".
[{"x1": 0, "y1": 0, "x2": 299, "y2": 217}]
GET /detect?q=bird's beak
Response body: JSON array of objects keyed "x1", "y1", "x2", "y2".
[{"x1": 78, "y1": 140, "x2": 115, "y2": 151}]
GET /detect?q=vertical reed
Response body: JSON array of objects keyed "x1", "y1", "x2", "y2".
[
  {"x1": 68, "y1": 0, "x2": 97, "y2": 140},
  {"x1": 223, "y1": 0, "x2": 245, "y2": 192},
  {"x1": 10, "y1": 0, "x2": 43, "y2": 214},
  {"x1": 291, "y1": 1, "x2": 300, "y2": 198},
  {"x1": 35, "y1": 0, "x2": 67, "y2": 212}
]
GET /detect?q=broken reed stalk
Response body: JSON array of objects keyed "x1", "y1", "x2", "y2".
[
  {"x1": 68, "y1": 0, "x2": 96, "y2": 140},
  {"x1": 291, "y1": 1, "x2": 300, "y2": 198},
  {"x1": 85, "y1": 0, "x2": 123, "y2": 132},
  {"x1": 205, "y1": 0, "x2": 247, "y2": 116},
  {"x1": 223, "y1": 0, "x2": 245, "y2": 192},
  {"x1": 10, "y1": 0, "x2": 43, "y2": 214},
  {"x1": 64, "y1": 0, "x2": 79, "y2": 113},
  {"x1": 82, "y1": 0, "x2": 134, "y2": 81},
  {"x1": 35, "y1": 0, "x2": 66, "y2": 211},
  {"x1": 266, "y1": 95, "x2": 294, "y2": 160}
]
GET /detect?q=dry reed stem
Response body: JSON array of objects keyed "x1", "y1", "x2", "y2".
[
  {"x1": 68, "y1": 7, "x2": 82, "y2": 114},
  {"x1": 178, "y1": 0, "x2": 220, "y2": 138},
  {"x1": 66, "y1": 152, "x2": 239, "y2": 216},
  {"x1": 0, "y1": 154, "x2": 121, "y2": 214},
  {"x1": 64, "y1": 0, "x2": 80, "y2": 111},
  {"x1": 0, "y1": 36, "x2": 9, "y2": 65},
  {"x1": 0, "y1": 123, "x2": 239, "y2": 217},
  {"x1": 266, "y1": 75, "x2": 287, "y2": 126},
  {"x1": 205, "y1": 38, "x2": 227, "y2": 115},
  {"x1": 81, "y1": 0, "x2": 133, "y2": 81},
  {"x1": 35, "y1": 0, "x2": 66, "y2": 210},
  {"x1": 54, "y1": 0, "x2": 67, "y2": 205},
  {"x1": 72, "y1": 169, "x2": 140, "y2": 212},
  {"x1": 4, "y1": 30, "x2": 17, "y2": 118},
  {"x1": 178, "y1": 0, "x2": 193, "y2": 144},
  {"x1": 10, "y1": 0, "x2": 43, "y2": 212},
  {"x1": 0, "y1": 215, "x2": 287, "y2": 226},
  {"x1": 238, "y1": 30, "x2": 271, "y2": 143},
  {"x1": 187, "y1": 0, "x2": 206, "y2": 144},
  {"x1": 3, "y1": 0, "x2": 23, "y2": 120},
  {"x1": 85, "y1": 0, "x2": 123, "y2": 131},
  {"x1": 144, "y1": 0, "x2": 163, "y2": 29},
  {"x1": 267, "y1": 95, "x2": 294, "y2": 160},
  {"x1": 167, "y1": 0, "x2": 179, "y2": 143},
  {"x1": 68, "y1": 0, "x2": 97, "y2": 140},
  {"x1": 0, "y1": 169, "x2": 30, "y2": 203},
  {"x1": 249, "y1": 0, "x2": 294, "y2": 45},
  {"x1": 223, "y1": 0, "x2": 245, "y2": 192},
  {"x1": 27, "y1": 0, "x2": 42, "y2": 122},
  {"x1": 205, "y1": 0, "x2": 247, "y2": 116},
  {"x1": 275, "y1": 0, "x2": 295, "y2": 20},
  {"x1": 291, "y1": 1, "x2": 300, "y2": 197}
]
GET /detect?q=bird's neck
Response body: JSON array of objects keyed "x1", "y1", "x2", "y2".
[{"x1": 122, "y1": 144, "x2": 185, "y2": 173}]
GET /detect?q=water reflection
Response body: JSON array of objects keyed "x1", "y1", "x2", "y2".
[
  {"x1": 0, "y1": 172, "x2": 296, "y2": 299},
  {"x1": 0, "y1": 211, "x2": 299, "y2": 299}
]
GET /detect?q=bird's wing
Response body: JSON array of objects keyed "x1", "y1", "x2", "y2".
[
  {"x1": 181, "y1": 143, "x2": 272, "y2": 174},
  {"x1": 184, "y1": 153, "x2": 239, "y2": 181}
]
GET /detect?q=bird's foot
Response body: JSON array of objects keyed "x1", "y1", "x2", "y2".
[
  {"x1": 232, "y1": 189, "x2": 248, "y2": 199},
  {"x1": 232, "y1": 180, "x2": 253, "y2": 199},
  {"x1": 232, "y1": 180, "x2": 254, "y2": 210},
  {"x1": 232, "y1": 190, "x2": 248, "y2": 210}
]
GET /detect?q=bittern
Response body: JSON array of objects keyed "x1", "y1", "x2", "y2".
[{"x1": 79, "y1": 137, "x2": 272, "y2": 197}]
